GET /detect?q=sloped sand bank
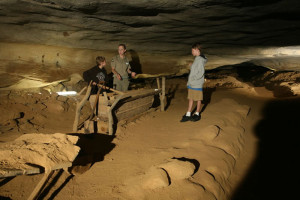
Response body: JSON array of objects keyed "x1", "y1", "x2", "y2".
[{"x1": 0, "y1": 74, "x2": 299, "y2": 199}]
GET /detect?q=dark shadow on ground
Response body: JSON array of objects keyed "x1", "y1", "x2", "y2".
[
  {"x1": 232, "y1": 97, "x2": 300, "y2": 200},
  {"x1": 38, "y1": 169, "x2": 74, "y2": 200},
  {"x1": 0, "y1": 196, "x2": 11, "y2": 200},
  {"x1": 69, "y1": 133, "x2": 115, "y2": 172},
  {"x1": 0, "y1": 177, "x2": 14, "y2": 187},
  {"x1": 190, "y1": 87, "x2": 216, "y2": 115},
  {"x1": 47, "y1": 173, "x2": 74, "y2": 200},
  {"x1": 200, "y1": 87, "x2": 216, "y2": 113},
  {"x1": 165, "y1": 83, "x2": 179, "y2": 110}
]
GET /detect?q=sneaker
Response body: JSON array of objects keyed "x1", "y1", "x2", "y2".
[
  {"x1": 180, "y1": 115, "x2": 191, "y2": 122},
  {"x1": 191, "y1": 114, "x2": 201, "y2": 122}
]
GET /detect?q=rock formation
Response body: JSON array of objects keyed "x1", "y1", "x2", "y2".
[{"x1": 0, "y1": 0, "x2": 300, "y2": 91}]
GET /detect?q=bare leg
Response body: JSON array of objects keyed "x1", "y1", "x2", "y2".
[
  {"x1": 187, "y1": 99, "x2": 193, "y2": 112},
  {"x1": 191, "y1": 100, "x2": 202, "y2": 121},
  {"x1": 181, "y1": 99, "x2": 194, "y2": 122},
  {"x1": 196, "y1": 100, "x2": 202, "y2": 113}
]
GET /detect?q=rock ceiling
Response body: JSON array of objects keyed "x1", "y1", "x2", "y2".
[
  {"x1": 0, "y1": 0, "x2": 300, "y2": 89},
  {"x1": 1, "y1": 0, "x2": 300, "y2": 51}
]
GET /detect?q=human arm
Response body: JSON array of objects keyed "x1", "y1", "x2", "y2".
[
  {"x1": 187, "y1": 57, "x2": 205, "y2": 87},
  {"x1": 127, "y1": 68, "x2": 136, "y2": 78},
  {"x1": 126, "y1": 62, "x2": 136, "y2": 78},
  {"x1": 111, "y1": 57, "x2": 122, "y2": 80},
  {"x1": 112, "y1": 66, "x2": 122, "y2": 80}
]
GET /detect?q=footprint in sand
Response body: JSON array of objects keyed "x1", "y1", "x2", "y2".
[
  {"x1": 121, "y1": 158, "x2": 198, "y2": 199},
  {"x1": 192, "y1": 125, "x2": 221, "y2": 141},
  {"x1": 158, "y1": 158, "x2": 197, "y2": 181}
]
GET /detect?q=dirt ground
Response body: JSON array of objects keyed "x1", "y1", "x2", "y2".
[{"x1": 0, "y1": 72, "x2": 299, "y2": 199}]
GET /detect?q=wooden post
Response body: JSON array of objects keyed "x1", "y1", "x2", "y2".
[
  {"x1": 73, "y1": 83, "x2": 92, "y2": 132},
  {"x1": 156, "y1": 77, "x2": 161, "y2": 89},
  {"x1": 160, "y1": 77, "x2": 166, "y2": 111},
  {"x1": 27, "y1": 170, "x2": 55, "y2": 200},
  {"x1": 108, "y1": 94, "x2": 125, "y2": 135},
  {"x1": 89, "y1": 85, "x2": 102, "y2": 119},
  {"x1": 103, "y1": 91, "x2": 109, "y2": 105}
]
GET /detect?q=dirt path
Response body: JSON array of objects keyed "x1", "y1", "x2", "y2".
[
  {"x1": 58, "y1": 88, "x2": 267, "y2": 200},
  {"x1": 0, "y1": 83, "x2": 275, "y2": 200}
]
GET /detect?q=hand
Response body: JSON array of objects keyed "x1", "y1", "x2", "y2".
[
  {"x1": 131, "y1": 72, "x2": 136, "y2": 78},
  {"x1": 92, "y1": 82, "x2": 97, "y2": 85},
  {"x1": 117, "y1": 74, "x2": 122, "y2": 80}
]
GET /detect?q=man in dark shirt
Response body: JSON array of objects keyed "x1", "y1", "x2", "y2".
[{"x1": 83, "y1": 56, "x2": 108, "y2": 94}]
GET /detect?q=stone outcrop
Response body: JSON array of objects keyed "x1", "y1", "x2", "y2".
[{"x1": 0, "y1": 0, "x2": 300, "y2": 90}]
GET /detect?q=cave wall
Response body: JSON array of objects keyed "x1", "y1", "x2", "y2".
[{"x1": 1, "y1": 0, "x2": 300, "y2": 90}]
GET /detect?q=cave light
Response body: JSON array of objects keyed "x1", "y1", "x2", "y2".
[{"x1": 56, "y1": 91, "x2": 77, "y2": 96}]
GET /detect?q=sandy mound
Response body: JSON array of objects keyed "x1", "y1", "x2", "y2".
[
  {"x1": 0, "y1": 133, "x2": 80, "y2": 177},
  {"x1": 0, "y1": 68, "x2": 299, "y2": 199},
  {"x1": 111, "y1": 97, "x2": 250, "y2": 200}
]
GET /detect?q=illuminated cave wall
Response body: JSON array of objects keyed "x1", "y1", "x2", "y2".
[{"x1": 0, "y1": 0, "x2": 300, "y2": 89}]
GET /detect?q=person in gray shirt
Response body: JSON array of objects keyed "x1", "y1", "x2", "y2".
[{"x1": 181, "y1": 43, "x2": 207, "y2": 122}]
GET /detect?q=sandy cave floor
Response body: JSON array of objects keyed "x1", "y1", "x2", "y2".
[{"x1": 0, "y1": 77, "x2": 300, "y2": 200}]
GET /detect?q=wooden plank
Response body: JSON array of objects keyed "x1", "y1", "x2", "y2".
[
  {"x1": 122, "y1": 88, "x2": 161, "y2": 98},
  {"x1": 81, "y1": 88, "x2": 162, "y2": 135},
  {"x1": 0, "y1": 167, "x2": 41, "y2": 178},
  {"x1": 108, "y1": 94, "x2": 125, "y2": 135},
  {"x1": 97, "y1": 84, "x2": 124, "y2": 95},
  {"x1": 116, "y1": 96, "x2": 153, "y2": 112},
  {"x1": 116, "y1": 102, "x2": 153, "y2": 121},
  {"x1": 73, "y1": 83, "x2": 92, "y2": 132}
]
